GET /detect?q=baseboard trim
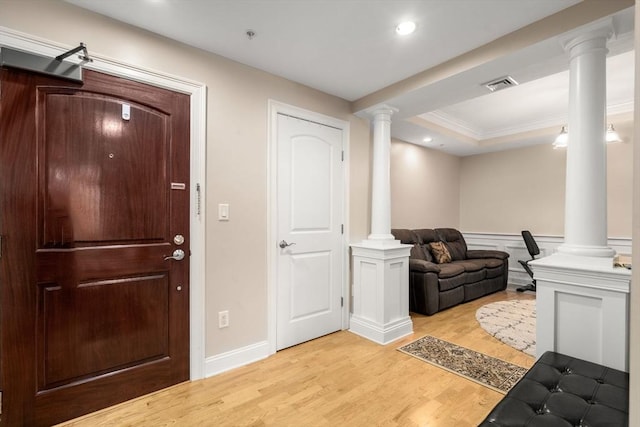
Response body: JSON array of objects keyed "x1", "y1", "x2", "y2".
[
  {"x1": 205, "y1": 341, "x2": 270, "y2": 378},
  {"x1": 349, "y1": 315, "x2": 413, "y2": 345}
]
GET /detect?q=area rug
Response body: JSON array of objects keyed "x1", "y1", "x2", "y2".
[
  {"x1": 398, "y1": 335, "x2": 528, "y2": 393},
  {"x1": 476, "y1": 299, "x2": 536, "y2": 357}
]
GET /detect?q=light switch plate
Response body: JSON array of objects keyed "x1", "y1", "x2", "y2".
[{"x1": 218, "y1": 203, "x2": 229, "y2": 221}]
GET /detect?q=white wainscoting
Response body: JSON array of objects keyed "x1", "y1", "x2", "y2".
[
  {"x1": 532, "y1": 254, "x2": 631, "y2": 371},
  {"x1": 462, "y1": 232, "x2": 632, "y2": 290}
]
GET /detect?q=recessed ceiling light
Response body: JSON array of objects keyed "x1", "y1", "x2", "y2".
[
  {"x1": 423, "y1": 136, "x2": 433, "y2": 143},
  {"x1": 396, "y1": 21, "x2": 416, "y2": 35}
]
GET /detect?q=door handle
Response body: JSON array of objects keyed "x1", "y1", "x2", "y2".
[
  {"x1": 164, "y1": 249, "x2": 185, "y2": 261},
  {"x1": 279, "y1": 240, "x2": 296, "y2": 249}
]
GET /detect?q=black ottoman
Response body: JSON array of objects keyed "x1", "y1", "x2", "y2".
[{"x1": 479, "y1": 351, "x2": 629, "y2": 426}]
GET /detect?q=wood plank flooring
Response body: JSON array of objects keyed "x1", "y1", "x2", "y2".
[{"x1": 58, "y1": 291, "x2": 535, "y2": 427}]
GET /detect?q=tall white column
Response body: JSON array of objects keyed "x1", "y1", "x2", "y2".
[
  {"x1": 558, "y1": 21, "x2": 615, "y2": 258},
  {"x1": 531, "y1": 20, "x2": 630, "y2": 371},
  {"x1": 349, "y1": 103, "x2": 412, "y2": 344},
  {"x1": 366, "y1": 105, "x2": 398, "y2": 243}
]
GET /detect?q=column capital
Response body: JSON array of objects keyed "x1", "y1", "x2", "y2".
[
  {"x1": 559, "y1": 17, "x2": 614, "y2": 56},
  {"x1": 363, "y1": 104, "x2": 399, "y2": 121}
]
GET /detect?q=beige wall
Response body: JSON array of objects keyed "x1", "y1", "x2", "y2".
[
  {"x1": 606, "y1": 120, "x2": 634, "y2": 238},
  {"x1": 0, "y1": 0, "x2": 371, "y2": 357},
  {"x1": 391, "y1": 122, "x2": 633, "y2": 239},
  {"x1": 460, "y1": 144, "x2": 567, "y2": 236},
  {"x1": 390, "y1": 139, "x2": 461, "y2": 229},
  {"x1": 460, "y1": 120, "x2": 633, "y2": 238}
]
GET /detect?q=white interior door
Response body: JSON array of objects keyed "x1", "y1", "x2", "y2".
[{"x1": 276, "y1": 113, "x2": 344, "y2": 350}]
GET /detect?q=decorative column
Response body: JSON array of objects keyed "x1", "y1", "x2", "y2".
[
  {"x1": 558, "y1": 21, "x2": 615, "y2": 259},
  {"x1": 350, "y1": 104, "x2": 413, "y2": 345},
  {"x1": 368, "y1": 105, "x2": 397, "y2": 243},
  {"x1": 531, "y1": 19, "x2": 631, "y2": 372}
]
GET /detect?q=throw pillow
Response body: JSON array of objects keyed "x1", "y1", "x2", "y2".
[
  {"x1": 444, "y1": 241, "x2": 466, "y2": 261},
  {"x1": 429, "y1": 241, "x2": 452, "y2": 264}
]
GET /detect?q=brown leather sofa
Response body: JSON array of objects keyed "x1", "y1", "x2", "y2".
[{"x1": 391, "y1": 228, "x2": 509, "y2": 315}]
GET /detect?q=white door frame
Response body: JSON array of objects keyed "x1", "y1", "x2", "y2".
[
  {"x1": 0, "y1": 27, "x2": 208, "y2": 380},
  {"x1": 267, "y1": 100, "x2": 350, "y2": 355}
]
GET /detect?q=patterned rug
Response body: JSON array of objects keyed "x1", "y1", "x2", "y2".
[
  {"x1": 475, "y1": 299, "x2": 536, "y2": 357},
  {"x1": 398, "y1": 335, "x2": 528, "y2": 393}
]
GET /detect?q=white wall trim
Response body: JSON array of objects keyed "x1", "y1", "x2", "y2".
[
  {"x1": 462, "y1": 231, "x2": 632, "y2": 290},
  {"x1": 205, "y1": 341, "x2": 270, "y2": 377},
  {"x1": 0, "y1": 26, "x2": 208, "y2": 380},
  {"x1": 267, "y1": 100, "x2": 351, "y2": 355}
]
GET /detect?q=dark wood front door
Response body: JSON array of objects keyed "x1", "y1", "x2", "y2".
[{"x1": 0, "y1": 67, "x2": 190, "y2": 426}]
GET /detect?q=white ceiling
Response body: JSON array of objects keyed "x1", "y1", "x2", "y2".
[
  {"x1": 409, "y1": 48, "x2": 635, "y2": 155},
  {"x1": 65, "y1": 0, "x2": 635, "y2": 156}
]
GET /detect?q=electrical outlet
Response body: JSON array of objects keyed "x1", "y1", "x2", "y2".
[{"x1": 218, "y1": 310, "x2": 229, "y2": 328}]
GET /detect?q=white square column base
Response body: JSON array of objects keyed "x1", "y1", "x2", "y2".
[
  {"x1": 349, "y1": 241, "x2": 413, "y2": 345},
  {"x1": 531, "y1": 253, "x2": 631, "y2": 371}
]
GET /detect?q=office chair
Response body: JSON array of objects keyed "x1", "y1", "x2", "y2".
[{"x1": 516, "y1": 230, "x2": 540, "y2": 292}]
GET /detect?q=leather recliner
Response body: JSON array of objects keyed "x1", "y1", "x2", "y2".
[{"x1": 391, "y1": 228, "x2": 509, "y2": 315}]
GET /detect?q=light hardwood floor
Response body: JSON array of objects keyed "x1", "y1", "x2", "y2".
[{"x1": 59, "y1": 291, "x2": 535, "y2": 427}]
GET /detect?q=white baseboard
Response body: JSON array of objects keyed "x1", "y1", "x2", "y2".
[
  {"x1": 205, "y1": 341, "x2": 270, "y2": 378},
  {"x1": 349, "y1": 315, "x2": 413, "y2": 345}
]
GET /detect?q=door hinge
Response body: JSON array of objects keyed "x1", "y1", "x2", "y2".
[
  {"x1": 341, "y1": 297, "x2": 344, "y2": 307},
  {"x1": 341, "y1": 224, "x2": 344, "y2": 235},
  {"x1": 0, "y1": 235, "x2": 3, "y2": 259},
  {"x1": 341, "y1": 150, "x2": 344, "y2": 161}
]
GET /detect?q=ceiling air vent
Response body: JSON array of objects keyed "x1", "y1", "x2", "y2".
[{"x1": 482, "y1": 75, "x2": 518, "y2": 92}]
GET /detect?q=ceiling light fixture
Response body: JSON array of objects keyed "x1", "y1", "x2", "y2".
[
  {"x1": 423, "y1": 136, "x2": 433, "y2": 143},
  {"x1": 396, "y1": 21, "x2": 416, "y2": 35}
]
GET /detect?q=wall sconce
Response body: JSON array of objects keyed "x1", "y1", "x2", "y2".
[
  {"x1": 552, "y1": 126, "x2": 568, "y2": 149},
  {"x1": 605, "y1": 124, "x2": 622, "y2": 143},
  {"x1": 552, "y1": 124, "x2": 622, "y2": 149}
]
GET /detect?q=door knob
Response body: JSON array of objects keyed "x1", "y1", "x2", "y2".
[
  {"x1": 164, "y1": 249, "x2": 185, "y2": 261},
  {"x1": 279, "y1": 240, "x2": 296, "y2": 249}
]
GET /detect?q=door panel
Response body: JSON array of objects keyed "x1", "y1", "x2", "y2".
[
  {"x1": 40, "y1": 91, "x2": 168, "y2": 245},
  {"x1": 0, "y1": 67, "x2": 190, "y2": 426},
  {"x1": 276, "y1": 114, "x2": 343, "y2": 350},
  {"x1": 38, "y1": 273, "x2": 169, "y2": 389},
  {"x1": 290, "y1": 251, "x2": 332, "y2": 319},
  {"x1": 290, "y1": 136, "x2": 332, "y2": 231}
]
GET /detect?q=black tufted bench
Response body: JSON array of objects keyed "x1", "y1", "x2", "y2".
[{"x1": 479, "y1": 351, "x2": 629, "y2": 426}]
